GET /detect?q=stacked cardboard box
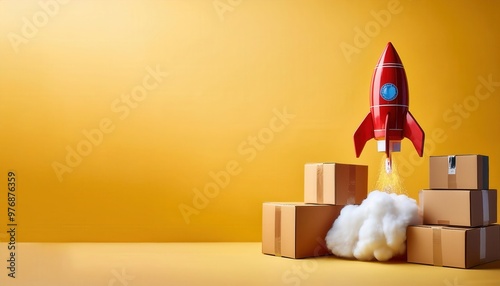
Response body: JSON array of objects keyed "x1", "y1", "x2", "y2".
[
  {"x1": 407, "y1": 155, "x2": 500, "y2": 268},
  {"x1": 262, "y1": 163, "x2": 368, "y2": 258}
]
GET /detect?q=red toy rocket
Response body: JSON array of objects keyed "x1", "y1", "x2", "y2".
[{"x1": 353, "y1": 42, "x2": 425, "y2": 173}]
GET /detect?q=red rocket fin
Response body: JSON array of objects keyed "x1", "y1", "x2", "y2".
[
  {"x1": 353, "y1": 113, "x2": 374, "y2": 157},
  {"x1": 384, "y1": 113, "x2": 393, "y2": 173},
  {"x1": 404, "y1": 111, "x2": 425, "y2": 157},
  {"x1": 384, "y1": 112, "x2": 391, "y2": 159}
]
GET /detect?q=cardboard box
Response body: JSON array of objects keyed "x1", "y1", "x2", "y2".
[
  {"x1": 429, "y1": 155, "x2": 489, "y2": 189},
  {"x1": 421, "y1": 189, "x2": 497, "y2": 227},
  {"x1": 407, "y1": 225, "x2": 500, "y2": 268},
  {"x1": 304, "y1": 163, "x2": 367, "y2": 205},
  {"x1": 262, "y1": 203, "x2": 343, "y2": 258}
]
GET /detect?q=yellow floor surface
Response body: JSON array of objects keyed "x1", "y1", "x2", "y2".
[{"x1": 0, "y1": 242, "x2": 499, "y2": 286}]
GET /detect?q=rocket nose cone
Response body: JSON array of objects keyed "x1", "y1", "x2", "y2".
[{"x1": 377, "y1": 42, "x2": 403, "y2": 66}]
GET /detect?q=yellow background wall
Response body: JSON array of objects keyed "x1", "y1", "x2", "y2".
[{"x1": 1, "y1": 0, "x2": 499, "y2": 242}]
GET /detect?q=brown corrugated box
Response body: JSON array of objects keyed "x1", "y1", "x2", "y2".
[
  {"x1": 429, "y1": 155, "x2": 489, "y2": 189},
  {"x1": 304, "y1": 163, "x2": 367, "y2": 205},
  {"x1": 262, "y1": 203, "x2": 343, "y2": 258},
  {"x1": 407, "y1": 224, "x2": 500, "y2": 268},
  {"x1": 420, "y1": 189, "x2": 497, "y2": 227}
]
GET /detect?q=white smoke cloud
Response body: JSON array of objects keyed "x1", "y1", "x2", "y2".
[{"x1": 325, "y1": 190, "x2": 420, "y2": 261}]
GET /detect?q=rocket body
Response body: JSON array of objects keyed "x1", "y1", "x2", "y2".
[{"x1": 354, "y1": 42, "x2": 425, "y2": 171}]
